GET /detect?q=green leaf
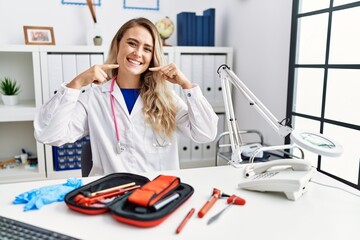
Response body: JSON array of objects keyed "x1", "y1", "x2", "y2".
[{"x1": 0, "y1": 77, "x2": 21, "y2": 95}]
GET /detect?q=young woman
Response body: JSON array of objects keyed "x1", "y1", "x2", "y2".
[{"x1": 34, "y1": 17, "x2": 218, "y2": 176}]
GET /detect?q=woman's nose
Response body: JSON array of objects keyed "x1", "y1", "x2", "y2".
[{"x1": 133, "y1": 49, "x2": 141, "y2": 57}]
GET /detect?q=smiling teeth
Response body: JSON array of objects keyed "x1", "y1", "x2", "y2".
[{"x1": 128, "y1": 59, "x2": 141, "y2": 65}]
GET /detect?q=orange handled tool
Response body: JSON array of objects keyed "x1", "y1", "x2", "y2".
[
  {"x1": 207, "y1": 194, "x2": 246, "y2": 225},
  {"x1": 74, "y1": 185, "x2": 140, "y2": 206},
  {"x1": 198, "y1": 188, "x2": 221, "y2": 218}
]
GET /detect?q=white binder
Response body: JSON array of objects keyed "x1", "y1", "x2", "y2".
[
  {"x1": 62, "y1": 54, "x2": 77, "y2": 83},
  {"x1": 177, "y1": 133, "x2": 191, "y2": 162},
  {"x1": 179, "y1": 54, "x2": 192, "y2": 100},
  {"x1": 202, "y1": 54, "x2": 216, "y2": 103},
  {"x1": 76, "y1": 54, "x2": 90, "y2": 74},
  {"x1": 47, "y1": 54, "x2": 63, "y2": 98},
  {"x1": 191, "y1": 142, "x2": 203, "y2": 162},
  {"x1": 202, "y1": 113, "x2": 225, "y2": 160},
  {"x1": 90, "y1": 54, "x2": 104, "y2": 65},
  {"x1": 191, "y1": 54, "x2": 204, "y2": 90},
  {"x1": 214, "y1": 55, "x2": 226, "y2": 106},
  {"x1": 76, "y1": 54, "x2": 91, "y2": 92}
]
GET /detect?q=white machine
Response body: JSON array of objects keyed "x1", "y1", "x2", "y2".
[
  {"x1": 238, "y1": 159, "x2": 315, "y2": 200},
  {"x1": 217, "y1": 64, "x2": 343, "y2": 200},
  {"x1": 241, "y1": 143, "x2": 263, "y2": 158}
]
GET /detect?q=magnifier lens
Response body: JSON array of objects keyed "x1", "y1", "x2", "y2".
[
  {"x1": 300, "y1": 132, "x2": 336, "y2": 149},
  {"x1": 290, "y1": 130, "x2": 343, "y2": 157}
]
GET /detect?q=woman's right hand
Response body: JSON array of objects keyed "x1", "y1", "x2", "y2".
[{"x1": 67, "y1": 64, "x2": 119, "y2": 90}]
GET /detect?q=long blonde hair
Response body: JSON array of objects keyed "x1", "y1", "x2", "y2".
[{"x1": 105, "y1": 18, "x2": 177, "y2": 139}]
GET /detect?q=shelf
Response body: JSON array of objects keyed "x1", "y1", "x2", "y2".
[
  {"x1": 0, "y1": 164, "x2": 45, "y2": 184},
  {"x1": 0, "y1": 45, "x2": 39, "y2": 52},
  {"x1": 0, "y1": 100, "x2": 36, "y2": 122},
  {"x1": 40, "y1": 45, "x2": 106, "y2": 53},
  {"x1": 164, "y1": 46, "x2": 233, "y2": 54},
  {"x1": 0, "y1": 44, "x2": 106, "y2": 53}
]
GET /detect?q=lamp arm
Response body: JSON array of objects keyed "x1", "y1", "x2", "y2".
[
  {"x1": 221, "y1": 71, "x2": 243, "y2": 166},
  {"x1": 216, "y1": 64, "x2": 343, "y2": 166},
  {"x1": 217, "y1": 64, "x2": 292, "y2": 138}
]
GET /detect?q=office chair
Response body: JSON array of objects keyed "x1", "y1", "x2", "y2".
[
  {"x1": 80, "y1": 141, "x2": 93, "y2": 177},
  {"x1": 215, "y1": 129, "x2": 266, "y2": 166}
]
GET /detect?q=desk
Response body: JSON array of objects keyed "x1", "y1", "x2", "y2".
[{"x1": 0, "y1": 166, "x2": 359, "y2": 240}]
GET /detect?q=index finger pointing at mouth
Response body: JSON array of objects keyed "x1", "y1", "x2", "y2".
[
  {"x1": 148, "y1": 66, "x2": 162, "y2": 72},
  {"x1": 101, "y1": 64, "x2": 119, "y2": 70}
]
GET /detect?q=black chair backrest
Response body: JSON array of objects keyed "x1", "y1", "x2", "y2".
[{"x1": 81, "y1": 141, "x2": 93, "y2": 177}]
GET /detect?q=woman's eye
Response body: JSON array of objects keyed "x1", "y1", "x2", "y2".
[
  {"x1": 128, "y1": 41, "x2": 136, "y2": 47},
  {"x1": 144, "y1": 48, "x2": 152, "y2": 53}
]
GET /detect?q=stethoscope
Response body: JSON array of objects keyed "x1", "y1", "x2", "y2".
[
  {"x1": 110, "y1": 77, "x2": 171, "y2": 154},
  {"x1": 110, "y1": 77, "x2": 126, "y2": 154}
]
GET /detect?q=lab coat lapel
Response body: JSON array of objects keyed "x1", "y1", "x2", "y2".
[
  {"x1": 102, "y1": 80, "x2": 131, "y2": 121},
  {"x1": 130, "y1": 96, "x2": 143, "y2": 117}
]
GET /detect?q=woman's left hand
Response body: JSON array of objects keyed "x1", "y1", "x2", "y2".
[{"x1": 149, "y1": 64, "x2": 192, "y2": 89}]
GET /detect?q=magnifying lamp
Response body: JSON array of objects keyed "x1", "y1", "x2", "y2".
[
  {"x1": 217, "y1": 64, "x2": 343, "y2": 167},
  {"x1": 290, "y1": 129, "x2": 343, "y2": 157}
]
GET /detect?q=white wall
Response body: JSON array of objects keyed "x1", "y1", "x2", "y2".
[
  {"x1": 224, "y1": 0, "x2": 293, "y2": 145},
  {"x1": 0, "y1": 0, "x2": 293, "y2": 146},
  {"x1": 0, "y1": 0, "x2": 227, "y2": 47}
]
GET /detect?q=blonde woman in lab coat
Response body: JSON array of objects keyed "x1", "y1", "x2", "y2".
[{"x1": 34, "y1": 17, "x2": 218, "y2": 176}]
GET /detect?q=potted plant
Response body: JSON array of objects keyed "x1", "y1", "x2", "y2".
[
  {"x1": 0, "y1": 77, "x2": 21, "y2": 106},
  {"x1": 93, "y1": 35, "x2": 102, "y2": 46}
]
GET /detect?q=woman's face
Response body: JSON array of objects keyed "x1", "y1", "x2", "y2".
[{"x1": 117, "y1": 25, "x2": 154, "y2": 77}]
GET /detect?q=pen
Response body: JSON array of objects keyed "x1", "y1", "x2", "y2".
[
  {"x1": 176, "y1": 208, "x2": 195, "y2": 234},
  {"x1": 153, "y1": 192, "x2": 180, "y2": 210}
]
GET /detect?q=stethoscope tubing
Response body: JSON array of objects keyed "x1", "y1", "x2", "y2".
[{"x1": 110, "y1": 77, "x2": 121, "y2": 143}]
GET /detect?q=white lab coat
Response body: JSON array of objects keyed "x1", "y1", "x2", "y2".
[{"x1": 34, "y1": 81, "x2": 218, "y2": 176}]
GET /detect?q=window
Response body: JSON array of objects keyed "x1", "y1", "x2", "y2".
[{"x1": 287, "y1": 0, "x2": 360, "y2": 190}]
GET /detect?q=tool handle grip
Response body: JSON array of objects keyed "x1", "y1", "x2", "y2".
[
  {"x1": 76, "y1": 185, "x2": 140, "y2": 206},
  {"x1": 90, "y1": 185, "x2": 140, "y2": 203},
  {"x1": 92, "y1": 182, "x2": 136, "y2": 196},
  {"x1": 198, "y1": 197, "x2": 218, "y2": 218}
]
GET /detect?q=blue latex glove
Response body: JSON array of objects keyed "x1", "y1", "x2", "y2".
[{"x1": 13, "y1": 178, "x2": 82, "y2": 211}]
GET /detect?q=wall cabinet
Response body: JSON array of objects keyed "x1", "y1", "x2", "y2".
[
  {"x1": 165, "y1": 47, "x2": 233, "y2": 169},
  {"x1": 0, "y1": 45, "x2": 232, "y2": 183},
  {"x1": 0, "y1": 45, "x2": 45, "y2": 183},
  {"x1": 39, "y1": 46, "x2": 106, "y2": 180}
]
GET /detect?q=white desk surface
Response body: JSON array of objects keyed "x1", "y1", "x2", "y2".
[{"x1": 0, "y1": 165, "x2": 359, "y2": 240}]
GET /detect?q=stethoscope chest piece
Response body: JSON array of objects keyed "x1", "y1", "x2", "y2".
[{"x1": 116, "y1": 142, "x2": 125, "y2": 154}]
